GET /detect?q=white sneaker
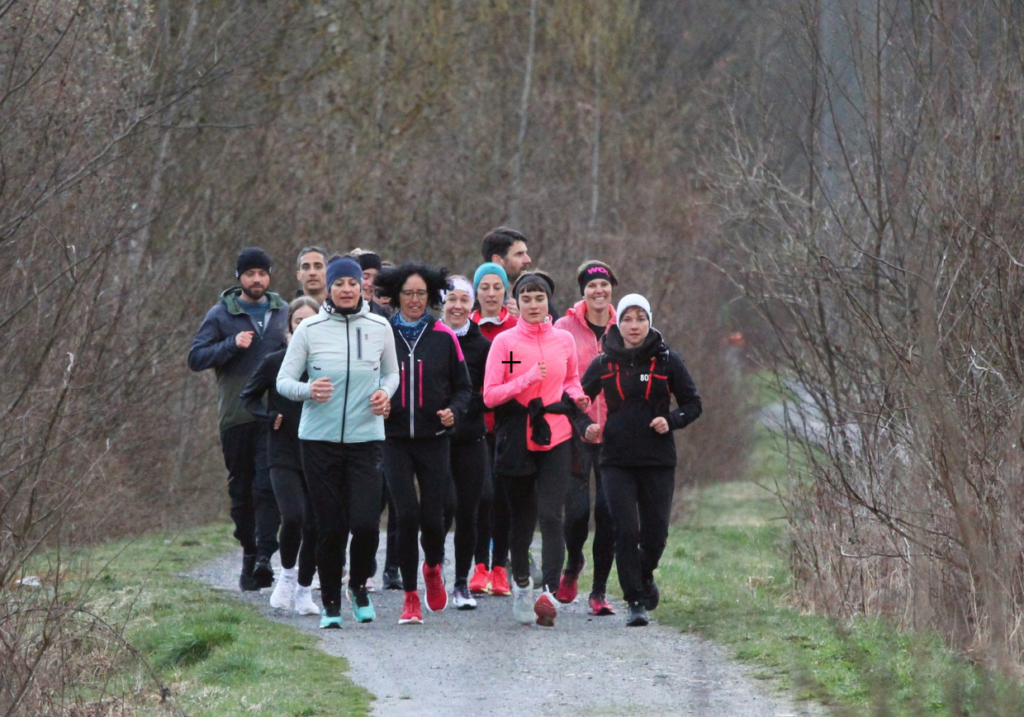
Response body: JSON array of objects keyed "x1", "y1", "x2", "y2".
[
  {"x1": 270, "y1": 568, "x2": 297, "y2": 609},
  {"x1": 452, "y1": 584, "x2": 477, "y2": 610},
  {"x1": 511, "y1": 578, "x2": 534, "y2": 625},
  {"x1": 294, "y1": 585, "x2": 319, "y2": 615}
]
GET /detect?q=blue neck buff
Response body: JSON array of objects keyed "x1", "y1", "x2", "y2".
[{"x1": 393, "y1": 312, "x2": 430, "y2": 345}]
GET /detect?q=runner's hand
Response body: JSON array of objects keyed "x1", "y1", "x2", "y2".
[
  {"x1": 370, "y1": 389, "x2": 389, "y2": 415},
  {"x1": 437, "y1": 408, "x2": 455, "y2": 427},
  {"x1": 505, "y1": 297, "x2": 520, "y2": 318},
  {"x1": 235, "y1": 331, "x2": 254, "y2": 349},
  {"x1": 575, "y1": 396, "x2": 590, "y2": 412},
  {"x1": 273, "y1": 414, "x2": 283, "y2": 431},
  {"x1": 650, "y1": 417, "x2": 670, "y2": 434},
  {"x1": 383, "y1": 400, "x2": 391, "y2": 419},
  {"x1": 584, "y1": 424, "x2": 600, "y2": 442},
  {"x1": 310, "y1": 377, "x2": 333, "y2": 403}
]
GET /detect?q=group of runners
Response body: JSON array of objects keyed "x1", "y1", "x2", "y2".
[{"x1": 188, "y1": 227, "x2": 702, "y2": 629}]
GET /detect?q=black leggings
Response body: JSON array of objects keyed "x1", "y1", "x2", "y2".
[
  {"x1": 384, "y1": 436, "x2": 451, "y2": 592},
  {"x1": 563, "y1": 442, "x2": 615, "y2": 593},
  {"x1": 301, "y1": 440, "x2": 383, "y2": 609},
  {"x1": 474, "y1": 434, "x2": 511, "y2": 570},
  {"x1": 602, "y1": 465, "x2": 675, "y2": 603},
  {"x1": 503, "y1": 441, "x2": 571, "y2": 593},
  {"x1": 448, "y1": 438, "x2": 487, "y2": 585},
  {"x1": 269, "y1": 466, "x2": 317, "y2": 587}
]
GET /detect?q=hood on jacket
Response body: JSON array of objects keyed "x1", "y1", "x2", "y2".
[
  {"x1": 602, "y1": 324, "x2": 667, "y2": 363},
  {"x1": 220, "y1": 286, "x2": 287, "y2": 314},
  {"x1": 564, "y1": 299, "x2": 616, "y2": 328}
]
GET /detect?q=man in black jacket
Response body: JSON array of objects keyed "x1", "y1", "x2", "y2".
[{"x1": 188, "y1": 247, "x2": 287, "y2": 591}]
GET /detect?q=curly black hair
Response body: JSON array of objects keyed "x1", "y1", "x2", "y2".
[{"x1": 374, "y1": 262, "x2": 452, "y2": 310}]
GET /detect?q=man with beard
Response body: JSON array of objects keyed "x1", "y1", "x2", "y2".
[
  {"x1": 480, "y1": 226, "x2": 559, "y2": 320},
  {"x1": 189, "y1": 247, "x2": 288, "y2": 591}
]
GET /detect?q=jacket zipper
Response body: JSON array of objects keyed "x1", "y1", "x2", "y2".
[
  {"x1": 341, "y1": 314, "x2": 351, "y2": 442},
  {"x1": 400, "y1": 329, "x2": 425, "y2": 439}
]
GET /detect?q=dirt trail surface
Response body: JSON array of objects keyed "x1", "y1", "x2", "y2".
[{"x1": 189, "y1": 536, "x2": 818, "y2": 717}]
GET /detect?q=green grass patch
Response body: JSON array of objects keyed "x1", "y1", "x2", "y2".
[
  {"x1": 52, "y1": 523, "x2": 372, "y2": 716},
  {"x1": 655, "y1": 433, "x2": 1024, "y2": 716}
]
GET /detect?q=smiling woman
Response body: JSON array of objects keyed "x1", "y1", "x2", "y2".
[{"x1": 373, "y1": 263, "x2": 473, "y2": 625}]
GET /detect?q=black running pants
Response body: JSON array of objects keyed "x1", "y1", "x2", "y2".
[
  {"x1": 301, "y1": 440, "x2": 384, "y2": 609},
  {"x1": 602, "y1": 465, "x2": 675, "y2": 603},
  {"x1": 269, "y1": 466, "x2": 317, "y2": 587},
  {"x1": 221, "y1": 422, "x2": 280, "y2": 559},
  {"x1": 563, "y1": 441, "x2": 615, "y2": 594},
  {"x1": 384, "y1": 436, "x2": 451, "y2": 592},
  {"x1": 503, "y1": 441, "x2": 571, "y2": 593}
]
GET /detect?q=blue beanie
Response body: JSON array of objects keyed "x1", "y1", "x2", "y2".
[
  {"x1": 473, "y1": 262, "x2": 509, "y2": 296},
  {"x1": 326, "y1": 256, "x2": 362, "y2": 288}
]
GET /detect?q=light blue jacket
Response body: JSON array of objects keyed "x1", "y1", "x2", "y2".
[{"x1": 277, "y1": 302, "x2": 399, "y2": 443}]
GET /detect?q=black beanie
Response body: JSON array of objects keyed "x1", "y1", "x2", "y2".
[
  {"x1": 577, "y1": 261, "x2": 618, "y2": 295},
  {"x1": 357, "y1": 252, "x2": 383, "y2": 272},
  {"x1": 236, "y1": 247, "x2": 272, "y2": 279}
]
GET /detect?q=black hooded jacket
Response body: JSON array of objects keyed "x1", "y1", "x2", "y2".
[
  {"x1": 450, "y1": 321, "x2": 491, "y2": 444},
  {"x1": 581, "y1": 326, "x2": 702, "y2": 468},
  {"x1": 385, "y1": 314, "x2": 473, "y2": 440}
]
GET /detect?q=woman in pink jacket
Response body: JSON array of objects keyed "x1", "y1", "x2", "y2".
[
  {"x1": 483, "y1": 272, "x2": 591, "y2": 627},
  {"x1": 553, "y1": 260, "x2": 618, "y2": 616}
]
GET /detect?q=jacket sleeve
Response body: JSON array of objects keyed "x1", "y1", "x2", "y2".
[
  {"x1": 447, "y1": 338, "x2": 473, "y2": 424},
  {"x1": 239, "y1": 354, "x2": 277, "y2": 425},
  {"x1": 483, "y1": 335, "x2": 543, "y2": 408},
  {"x1": 666, "y1": 351, "x2": 702, "y2": 431},
  {"x1": 276, "y1": 323, "x2": 312, "y2": 402},
  {"x1": 580, "y1": 355, "x2": 605, "y2": 401},
  {"x1": 560, "y1": 333, "x2": 585, "y2": 401},
  {"x1": 379, "y1": 325, "x2": 400, "y2": 398},
  {"x1": 187, "y1": 306, "x2": 241, "y2": 372}
]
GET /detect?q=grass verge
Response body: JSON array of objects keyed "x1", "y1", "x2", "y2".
[
  {"x1": 654, "y1": 427, "x2": 1024, "y2": 716},
  {"x1": 59, "y1": 523, "x2": 372, "y2": 716}
]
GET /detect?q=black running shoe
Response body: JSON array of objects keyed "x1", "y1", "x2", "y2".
[
  {"x1": 626, "y1": 601, "x2": 649, "y2": 627},
  {"x1": 253, "y1": 556, "x2": 274, "y2": 589},
  {"x1": 643, "y1": 577, "x2": 660, "y2": 611},
  {"x1": 382, "y1": 565, "x2": 404, "y2": 590},
  {"x1": 240, "y1": 554, "x2": 260, "y2": 592}
]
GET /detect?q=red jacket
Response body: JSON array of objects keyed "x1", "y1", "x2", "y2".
[
  {"x1": 554, "y1": 300, "x2": 616, "y2": 441},
  {"x1": 483, "y1": 319, "x2": 585, "y2": 451}
]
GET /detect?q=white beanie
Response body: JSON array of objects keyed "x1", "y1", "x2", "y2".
[{"x1": 615, "y1": 293, "x2": 652, "y2": 326}]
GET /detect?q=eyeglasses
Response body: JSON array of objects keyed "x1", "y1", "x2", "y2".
[{"x1": 400, "y1": 290, "x2": 428, "y2": 299}]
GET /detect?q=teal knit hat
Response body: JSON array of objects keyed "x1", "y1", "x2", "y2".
[{"x1": 473, "y1": 262, "x2": 509, "y2": 296}]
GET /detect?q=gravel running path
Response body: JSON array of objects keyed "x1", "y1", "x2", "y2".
[{"x1": 188, "y1": 535, "x2": 820, "y2": 717}]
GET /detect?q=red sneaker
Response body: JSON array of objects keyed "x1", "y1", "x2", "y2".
[
  {"x1": 469, "y1": 563, "x2": 490, "y2": 595},
  {"x1": 399, "y1": 591, "x2": 423, "y2": 624},
  {"x1": 556, "y1": 559, "x2": 585, "y2": 604},
  {"x1": 588, "y1": 592, "x2": 616, "y2": 616},
  {"x1": 422, "y1": 562, "x2": 448, "y2": 612},
  {"x1": 488, "y1": 566, "x2": 511, "y2": 596},
  {"x1": 534, "y1": 591, "x2": 558, "y2": 627}
]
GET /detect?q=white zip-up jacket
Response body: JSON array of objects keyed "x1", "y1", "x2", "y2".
[{"x1": 277, "y1": 301, "x2": 399, "y2": 443}]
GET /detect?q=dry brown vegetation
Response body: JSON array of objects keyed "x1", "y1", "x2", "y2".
[
  {"x1": 1, "y1": 0, "x2": 763, "y2": 711},
  {"x1": 713, "y1": 0, "x2": 1024, "y2": 674}
]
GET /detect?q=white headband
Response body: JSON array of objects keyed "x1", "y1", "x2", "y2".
[{"x1": 442, "y1": 276, "x2": 475, "y2": 307}]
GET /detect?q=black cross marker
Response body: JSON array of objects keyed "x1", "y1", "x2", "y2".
[{"x1": 502, "y1": 351, "x2": 522, "y2": 373}]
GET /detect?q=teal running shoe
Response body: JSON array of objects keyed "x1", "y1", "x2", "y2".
[
  {"x1": 348, "y1": 586, "x2": 376, "y2": 623},
  {"x1": 319, "y1": 606, "x2": 343, "y2": 629}
]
